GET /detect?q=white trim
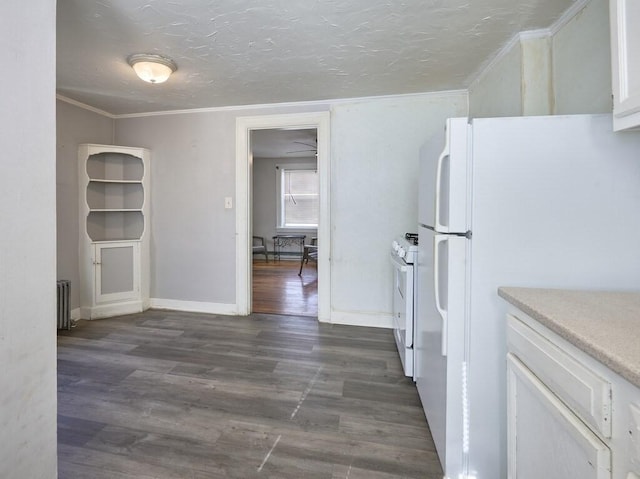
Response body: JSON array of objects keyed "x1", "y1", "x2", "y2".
[
  {"x1": 236, "y1": 112, "x2": 331, "y2": 321},
  {"x1": 56, "y1": 94, "x2": 116, "y2": 118},
  {"x1": 330, "y1": 310, "x2": 393, "y2": 329},
  {"x1": 467, "y1": 30, "x2": 550, "y2": 90},
  {"x1": 81, "y1": 301, "x2": 145, "y2": 320},
  {"x1": 275, "y1": 227, "x2": 318, "y2": 234},
  {"x1": 518, "y1": 29, "x2": 551, "y2": 41},
  {"x1": 467, "y1": 29, "x2": 550, "y2": 90},
  {"x1": 467, "y1": 0, "x2": 590, "y2": 89},
  {"x1": 548, "y1": 0, "x2": 590, "y2": 36},
  {"x1": 71, "y1": 308, "x2": 81, "y2": 321},
  {"x1": 466, "y1": 33, "x2": 523, "y2": 90},
  {"x1": 149, "y1": 298, "x2": 237, "y2": 315},
  {"x1": 105, "y1": 89, "x2": 466, "y2": 119}
]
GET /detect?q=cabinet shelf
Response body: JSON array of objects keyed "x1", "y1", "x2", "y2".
[
  {"x1": 92, "y1": 239, "x2": 141, "y2": 244},
  {"x1": 89, "y1": 179, "x2": 143, "y2": 184},
  {"x1": 87, "y1": 181, "x2": 144, "y2": 210},
  {"x1": 86, "y1": 210, "x2": 144, "y2": 242},
  {"x1": 90, "y1": 209, "x2": 143, "y2": 212},
  {"x1": 86, "y1": 151, "x2": 144, "y2": 181}
]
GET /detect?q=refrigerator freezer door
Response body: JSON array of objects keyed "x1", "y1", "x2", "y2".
[
  {"x1": 418, "y1": 117, "x2": 470, "y2": 234},
  {"x1": 416, "y1": 226, "x2": 468, "y2": 478}
]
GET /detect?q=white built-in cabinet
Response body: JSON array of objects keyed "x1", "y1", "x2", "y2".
[
  {"x1": 507, "y1": 315, "x2": 611, "y2": 479},
  {"x1": 78, "y1": 144, "x2": 150, "y2": 319},
  {"x1": 610, "y1": 0, "x2": 640, "y2": 131},
  {"x1": 506, "y1": 310, "x2": 640, "y2": 479}
]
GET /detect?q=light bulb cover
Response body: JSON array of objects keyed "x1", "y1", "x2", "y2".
[{"x1": 127, "y1": 54, "x2": 177, "y2": 84}]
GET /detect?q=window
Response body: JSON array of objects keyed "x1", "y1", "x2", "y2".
[{"x1": 277, "y1": 166, "x2": 318, "y2": 229}]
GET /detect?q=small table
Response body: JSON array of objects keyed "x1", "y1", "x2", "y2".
[{"x1": 272, "y1": 234, "x2": 306, "y2": 261}]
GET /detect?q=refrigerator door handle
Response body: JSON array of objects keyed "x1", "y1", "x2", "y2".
[
  {"x1": 434, "y1": 145, "x2": 449, "y2": 233},
  {"x1": 433, "y1": 235, "x2": 448, "y2": 357}
]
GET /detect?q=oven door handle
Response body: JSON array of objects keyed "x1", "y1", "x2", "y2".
[{"x1": 390, "y1": 252, "x2": 409, "y2": 272}]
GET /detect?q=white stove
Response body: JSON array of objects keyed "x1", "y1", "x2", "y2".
[
  {"x1": 391, "y1": 234, "x2": 418, "y2": 264},
  {"x1": 390, "y1": 234, "x2": 418, "y2": 378}
]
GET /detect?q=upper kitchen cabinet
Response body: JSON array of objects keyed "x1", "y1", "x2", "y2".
[{"x1": 610, "y1": 0, "x2": 640, "y2": 131}]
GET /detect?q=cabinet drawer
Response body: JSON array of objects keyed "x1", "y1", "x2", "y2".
[
  {"x1": 507, "y1": 354, "x2": 611, "y2": 479},
  {"x1": 507, "y1": 314, "x2": 611, "y2": 438}
]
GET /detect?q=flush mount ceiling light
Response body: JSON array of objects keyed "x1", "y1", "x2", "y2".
[{"x1": 127, "y1": 54, "x2": 177, "y2": 84}]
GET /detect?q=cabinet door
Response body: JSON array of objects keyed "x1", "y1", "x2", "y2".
[
  {"x1": 95, "y1": 242, "x2": 140, "y2": 304},
  {"x1": 611, "y1": 0, "x2": 640, "y2": 130},
  {"x1": 507, "y1": 354, "x2": 611, "y2": 479}
]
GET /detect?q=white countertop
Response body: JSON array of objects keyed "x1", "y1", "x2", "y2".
[{"x1": 498, "y1": 287, "x2": 640, "y2": 389}]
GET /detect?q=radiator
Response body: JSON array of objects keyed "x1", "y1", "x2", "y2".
[{"x1": 57, "y1": 280, "x2": 71, "y2": 330}]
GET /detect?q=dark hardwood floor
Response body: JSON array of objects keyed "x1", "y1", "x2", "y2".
[
  {"x1": 57, "y1": 310, "x2": 443, "y2": 478},
  {"x1": 252, "y1": 258, "x2": 317, "y2": 317}
]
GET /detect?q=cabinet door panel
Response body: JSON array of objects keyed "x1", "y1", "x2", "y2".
[
  {"x1": 508, "y1": 354, "x2": 611, "y2": 479},
  {"x1": 611, "y1": 0, "x2": 640, "y2": 130},
  {"x1": 95, "y1": 242, "x2": 140, "y2": 304}
]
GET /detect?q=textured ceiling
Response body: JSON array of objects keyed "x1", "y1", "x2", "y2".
[{"x1": 57, "y1": 0, "x2": 576, "y2": 116}]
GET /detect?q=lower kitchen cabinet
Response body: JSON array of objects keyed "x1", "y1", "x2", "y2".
[
  {"x1": 507, "y1": 352, "x2": 611, "y2": 479},
  {"x1": 503, "y1": 300, "x2": 640, "y2": 479}
]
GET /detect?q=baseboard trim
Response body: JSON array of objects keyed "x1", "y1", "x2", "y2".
[
  {"x1": 83, "y1": 301, "x2": 145, "y2": 320},
  {"x1": 79, "y1": 298, "x2": 393, "y2": 327},
  {"x1": 150, "y1": 298, "x2": 237, "y2": 316},
  {"x1": 330, "y1": 310, "x2": 393, "y2": 329}
]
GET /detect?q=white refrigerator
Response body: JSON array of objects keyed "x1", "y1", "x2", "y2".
[{"x1": 416, "y1": 114, "x2": 640, "y2": 479}]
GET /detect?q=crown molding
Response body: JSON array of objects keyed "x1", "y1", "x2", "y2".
[
  {"x1": 467, "y1": 0, "x2": 591, "y2": 90},
  {"x1": 549, "y1": 0, "x2": 590, "y2": 36},
  {"x1": 57, "y1": 89, "x2": 466, "y2": 120},
  {"x1": 113, "y1": 89, "x2": 468, "y2": 119},
  {"x1": 56, "y1": 94, "x2": 116, "y2": 118}
]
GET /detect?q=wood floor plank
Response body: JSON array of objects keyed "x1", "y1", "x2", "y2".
[
  {"x1": 58, "y1": 310, "x2": 442, "y2": 478},
  {"x1": 252, "y1": 259, "x2": 318, "y2": 316},
  {"x1": 58, "y1": 391, "x2": 227, "y2": 445}
]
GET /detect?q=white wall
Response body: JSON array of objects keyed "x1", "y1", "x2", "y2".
[
  {"x1": 468, "y1": 41, "x2": 523, "y2": 118},
  {"x1": 115, "y1": 104, "x2": 327, "y2": 307},
  {"x1": 521, "y1": 35, "x2": 553, "y2": 116},
  {"x1": 469, "y1": 0, "x2": 612, "y2": 118},
  {"x1": 253, "y1": 156, "x2": 317, "y2": 254},
  {"x1": 0, "y1": 1, "x2": 58, "y2": 478},
  {"x1": 59, "y1": 0, "x2": 610, "y2": 327},
  {"x1": 330, "y1": 93, "x2": 467, "y2": 325},
  {"x1": 56, "y1": 99, "x2": 114, "y2": 312},
  {"x1": 114, "y1": 92, "x2": 466, "y2": 325},
  {"x1": 552, "y1": 0, "x2": 611, "y2": 114}
]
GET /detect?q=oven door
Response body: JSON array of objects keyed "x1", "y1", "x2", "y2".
[{"x1": 391, "y1": 253, "x2": 414, "y2": 377}]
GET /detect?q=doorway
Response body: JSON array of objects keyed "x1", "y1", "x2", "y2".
[
  {"x1": 251, "y1": 128, "x2": 319, "y2": 316},
  {"x1": 235, "y1": 112, "x2": 330, "y2": 321}
]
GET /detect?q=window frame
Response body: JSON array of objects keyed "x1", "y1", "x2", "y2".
[{"x1": 275, "y1": 163, "x2": 319, "y2": 232}]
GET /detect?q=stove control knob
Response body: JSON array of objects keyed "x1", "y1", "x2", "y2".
[{"x1": 398, "y1": 247, "x2": 406, "y2": 258}]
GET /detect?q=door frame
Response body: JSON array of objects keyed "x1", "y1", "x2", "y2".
[{"x1": 235, "y1": 111, "x2": 331, "y2": 321}]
